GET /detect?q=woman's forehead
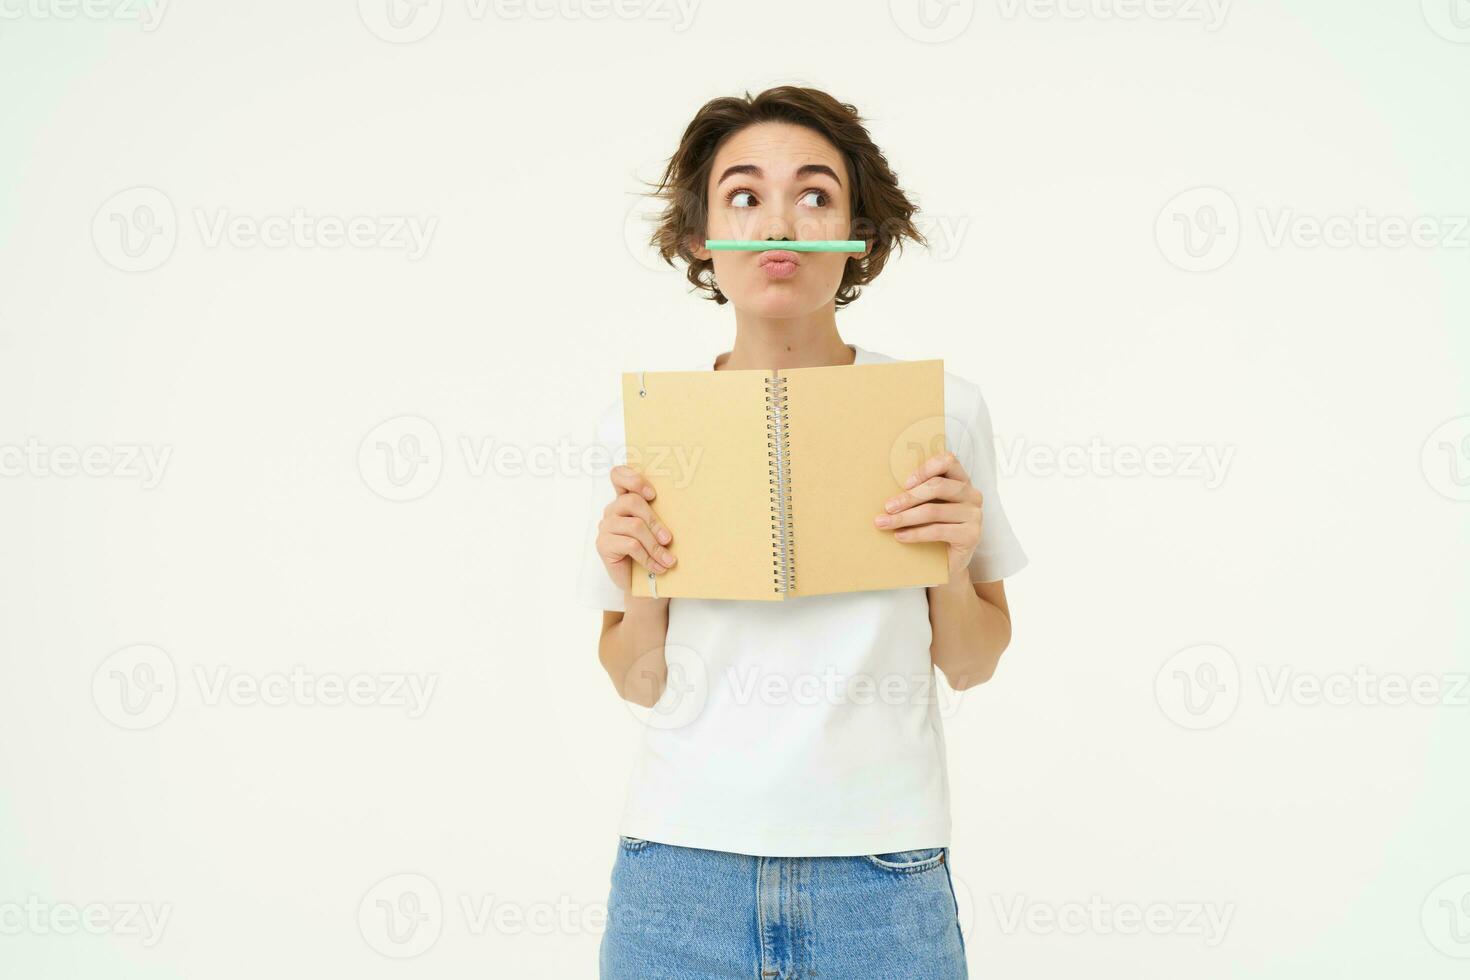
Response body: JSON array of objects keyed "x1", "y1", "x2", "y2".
[{"x1": 711, "y1": 123, "x2": 846, "y2": 178}]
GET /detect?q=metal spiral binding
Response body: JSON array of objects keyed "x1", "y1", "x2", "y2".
[{"x1": 765, "y1": 375, "x2": 795, "y2": 595}]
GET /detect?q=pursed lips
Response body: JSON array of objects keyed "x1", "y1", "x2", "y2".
[{"x1": 758, "y1": 250, "x2": 800, "y2": 279}]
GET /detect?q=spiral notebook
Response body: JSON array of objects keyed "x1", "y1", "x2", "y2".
[{"x1": 622, "y1": 358, "x2": 949, "y2": 601}]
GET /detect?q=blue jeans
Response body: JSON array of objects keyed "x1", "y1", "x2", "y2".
[{"x1": 600, "y1": 837, "x2": 968, "y2": 979}]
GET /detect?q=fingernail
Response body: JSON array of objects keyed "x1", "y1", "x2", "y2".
[
  {"x1": 661, "y1": 551, "x2": 676, "y2": 565},
  {"x1": 874, "y1": 515, "x2": 890, "y2": 527},
  {"x1": 657, "y1": 528, "x2": 671, "y2": 544},
  {"x1": 885, "y1": 500, "x2": 899, "y2": 512},
  {"x1": 642, "y1": 486, "x2": 655, "y2": 499},
  {"x1": 904, "y1": 474, "x2": 918, "y2": 488}
]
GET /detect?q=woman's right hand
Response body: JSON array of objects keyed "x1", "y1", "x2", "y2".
[{"x1": 596, "y1": 465, "x2": 677, "y2": 594}]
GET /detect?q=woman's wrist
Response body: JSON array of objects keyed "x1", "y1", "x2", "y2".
[{"x1": 927, "y1": 565, "x2": 976, "y2": 597}]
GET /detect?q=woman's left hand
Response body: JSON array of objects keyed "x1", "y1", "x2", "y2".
[{"x1": 874, "y1": 451, "x2": 982, "y2": 577}]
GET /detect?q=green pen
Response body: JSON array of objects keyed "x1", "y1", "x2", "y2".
[{"x1": 705, "y1": 240, "x2": 865, "y2": 252}]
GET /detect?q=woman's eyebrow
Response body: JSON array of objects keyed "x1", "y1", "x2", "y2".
[{"x1": 715, "y1": 163, "x2": 843, "y2": 187}]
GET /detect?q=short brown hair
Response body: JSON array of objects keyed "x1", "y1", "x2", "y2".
[{"x1": 644, "y1": 86, "x2": 926, "y2": 308}]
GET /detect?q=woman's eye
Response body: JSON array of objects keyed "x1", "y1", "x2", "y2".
[
  {"x1": 798, "y1": 189, "x2": 829, "y2": 207},
  {"x1": 728, "y1": 190, "x2": 757, "y2": 208}
]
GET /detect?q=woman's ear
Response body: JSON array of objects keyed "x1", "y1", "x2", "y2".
[{"x1": 688, "y1": 233, "x2": 711, "y2": 261}]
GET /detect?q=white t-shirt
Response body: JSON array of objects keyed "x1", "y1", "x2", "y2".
[{"x1": 575, "y1": 344, "x2": 1028, "y2": 857}]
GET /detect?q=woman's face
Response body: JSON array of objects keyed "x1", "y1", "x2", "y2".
[{"x1": 693, "y1": 122, "x2": 868, "y2": 318}]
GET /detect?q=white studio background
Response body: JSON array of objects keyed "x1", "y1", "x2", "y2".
[{"x1": 2, "y1": 2, "x2": 1468, "y2": 978}]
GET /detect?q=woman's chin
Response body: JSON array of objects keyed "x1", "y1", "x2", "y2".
[{"x1": 732, "y1": 291, "x2": 828, "y2": 319}]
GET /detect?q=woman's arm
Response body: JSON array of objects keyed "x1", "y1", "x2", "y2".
[
  {"x1": 877, "y1": 448, "x2": 1016, "y2": 689},
  {"x1": 598, "y1": 600, "x2": 672, "y2": 707},
  {"x1": 592, "y1": 464, "x2": 677, "y2": 707},
  {"x1": 927, "y1": 576, "x2": 1012, "y2": 690}
]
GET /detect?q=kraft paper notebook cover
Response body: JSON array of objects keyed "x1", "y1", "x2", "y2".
[{"x1": 622, "y1": 359, "x2": 949, "y2": 601}]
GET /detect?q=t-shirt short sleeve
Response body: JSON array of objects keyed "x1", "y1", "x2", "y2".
[
  {"x1": 949, "y1": 380, "x2": 1029, "y2": 584},
  {"x1": 575, "y1": 399, "x2": 630, "y2": 612}
]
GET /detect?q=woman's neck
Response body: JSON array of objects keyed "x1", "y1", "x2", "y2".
[{"x1": 714, "y1": 305, "x2": 856, "y2": 371}]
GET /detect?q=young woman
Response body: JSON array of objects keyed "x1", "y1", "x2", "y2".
[{"x1": 577, "y1": 86, "x2": 1028, "y2": 980}]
